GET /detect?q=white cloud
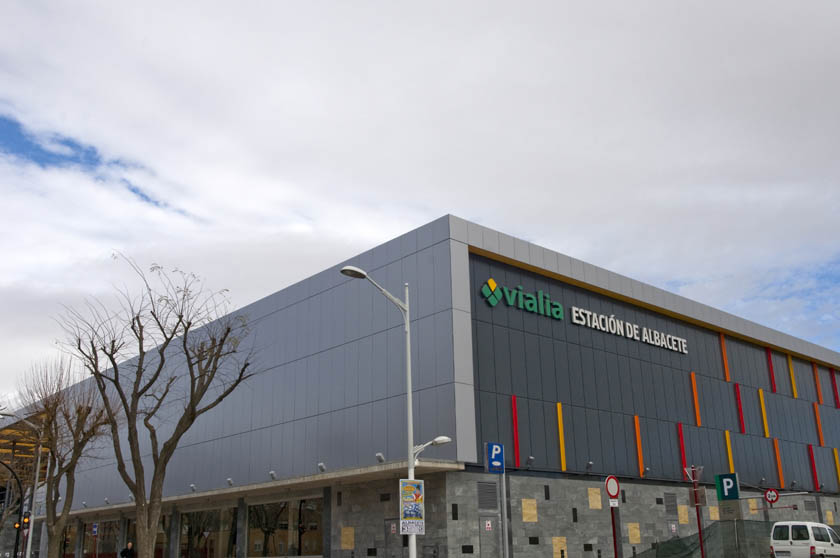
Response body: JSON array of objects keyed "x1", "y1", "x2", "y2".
[{"x1": 0, "y1": 0, "x2": 838, "y2": 393}]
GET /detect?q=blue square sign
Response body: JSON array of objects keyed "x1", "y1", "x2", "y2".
[{"x1": 485, "y1": 443, "x2": 505, "y2": 474}]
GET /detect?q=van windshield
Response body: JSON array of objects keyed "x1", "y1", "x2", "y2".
[
  {"x1": 773, "y1": 525, "x2": 790, "y2": 540},
  {"x1": 792, "y1": 525, "x2": 810, "y2": 541}
]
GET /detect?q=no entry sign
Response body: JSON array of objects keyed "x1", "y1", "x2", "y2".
[
  {"x1": 605, "y1": 475, "x2": 620, "y2": 499},
  {"x1": 764, "y1": 488, "x2": 780, "y2": 505}
]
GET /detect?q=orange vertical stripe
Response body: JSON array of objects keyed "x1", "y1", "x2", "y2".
[
  {"x1": 720, "y1": 332, "x2": 731, "y2": 382},
  {"x1": 634, "y1": 415, "x2": 644, "y2": 477},
  {"x1": 814, "y1": 402, "x2": 825, "y2": 447},
  {"x1": 556, "y1": 402, "x2": 567, "y2": 472},
  {"x1": 813, "y1": 363, "x2": 824, "y2": 404},
  {"x1": 691, "y1": 372, "x2": 702, "y2": 426},
  {"x1": 774, "y1": 438, "x2": 785, "y2": 489}
]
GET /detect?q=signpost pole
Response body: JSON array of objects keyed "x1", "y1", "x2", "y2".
[
  {"x1": 692, "y1": 466, "x2": 706, "y2": 558},
  {"x1": 500, "y1": 471, "x2": 509, "y2": 558},
  {"x1": 610, "y1": 506, "x2": 618, "y2": 558}
]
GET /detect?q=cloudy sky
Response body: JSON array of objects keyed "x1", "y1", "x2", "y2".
[{"x1": 1, "y1": 2, "x2": 838, "y2": 397}]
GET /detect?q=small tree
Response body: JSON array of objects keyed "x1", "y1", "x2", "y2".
[
  {"x1": 62, "y1": 258, "x2": 254, "y2": 558},
  {"x1": 17, "y1": 358, "x2": 109, "y2": 558}
]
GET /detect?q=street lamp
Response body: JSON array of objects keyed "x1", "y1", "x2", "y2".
[
  {"x1": 0, "y1": 412, "x2": 42, "y2": 558},
  {"x1": 341, "y1": 265, "x2": 424, "y2": 558}
]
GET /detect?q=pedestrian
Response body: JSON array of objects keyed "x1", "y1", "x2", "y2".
[{"x1": 120, "y1": 542, "x2": 135, "y2": 558}]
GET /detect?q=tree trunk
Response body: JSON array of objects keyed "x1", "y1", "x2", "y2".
[
  {"x1": 46, "y1": 523, "x2": 64, "y2": 558},
  {"x1": 134, "y1": 508, "x2": 161, "y2": 558}
]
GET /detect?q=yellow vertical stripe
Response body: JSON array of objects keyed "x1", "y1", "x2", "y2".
[
  {"x1": 834, "y1": 448, "x2": 840, "y2": 489},
  {"x1": 556, "y1": 402, "x2": 566, "y2": 472},
  {"x1": 720, "y1": 333, "x2": 731, "y2": 382},
  {"x1": 788, "y1": 354, "x2": 798, "y2": 398},
  {"x1": 691, "y1": 372, "x2": 702, "y2": 426},
  {"x1": 759, "y1": 388, "x2": 769, "y2": 438},
  {"x1": 725, "y1": 430, "x2": 734, "y2": 473}
]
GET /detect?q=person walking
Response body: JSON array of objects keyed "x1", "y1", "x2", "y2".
[{"x1": 120, "y1": 542, "x2": 135, "y2": 558}]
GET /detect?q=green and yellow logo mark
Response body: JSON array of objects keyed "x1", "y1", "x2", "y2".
[
  {"x1": 481, "y1": 278, "x2": 503, "y2": 307},
  {"x1": 480, "y1": 277, "x2": 563, "y2": 320}
]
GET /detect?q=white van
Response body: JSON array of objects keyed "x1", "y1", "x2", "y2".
[{"x1": 771, "y1": 521, "x2": 840, "y2": 557}]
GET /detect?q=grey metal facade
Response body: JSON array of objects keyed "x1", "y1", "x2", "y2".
[{"x1": 65, "y1": 214, "x2": 840, "y2": 513}]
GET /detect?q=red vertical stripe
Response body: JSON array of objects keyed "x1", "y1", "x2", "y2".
[
  {"x1": 511, "y1": 395, "x2": 521, "y2": 468},
  {"x1": 766, "y1": 348, "x2": 777, "y2": 393},
  {"x1": 677, "y1": 422, "x2": 688, "y2": 480},
  {"x1": 808, "y1": 444, "x2": 820, "y2": 491},
  {"x1": 832, "y1": 368, "x2": 840, "y2": 409},
  {"x1": 734, "y1": 383, "x2": 745, "y2": 434}
]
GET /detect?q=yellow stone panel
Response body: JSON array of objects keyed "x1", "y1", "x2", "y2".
[
  {"x1": 678, "y1": 505, "x2": 689, "y2": 524},
  {"x1": 628, "y1": 523, "x2": 641, "y2": 544},
  {"x1": 552, "y1": 537, "x2": 567, "y2": 558},
  {"x1": 522, "y1": 498, "x2": 538, "y2": 522},
  {"x1": 340, "y1": 527, "x2": 354, "y2": 550},
  {"x1": 709, "y1": 506, "x2": 720, "y2": 521},
  {"x1": 588, "y1": 487, "x2": 602, "y2": 510}
]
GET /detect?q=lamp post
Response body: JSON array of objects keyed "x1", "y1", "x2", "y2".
[
  {"x1": 341, "y1": 266, "x2": 451, "y2": 558},
  {"x1": 1, "y1": 413, "x2": 42, "y2": 558},
  {"x1": 0, "y1": 457, "x2": 24, "y2": 558}
]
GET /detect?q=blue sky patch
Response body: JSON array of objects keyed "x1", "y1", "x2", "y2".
[{"x1": 0, "y1": 114, "x2": 101, "y2": 169}]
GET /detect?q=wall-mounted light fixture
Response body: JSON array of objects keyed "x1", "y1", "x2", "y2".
[
  {"x1": 226, "y1": 478, "x2": 234, "y2": 487},
  {"x1": 525, "y1": 456, "x2": 535, "y2": 469},
  {"x1": 375, "y1": 453, "x2": 386, "y2": 463},
  {"x1": 317, "y1": 462, "x2": 327, "y2": 473},
  {"x1": 190, "y1": 484, "x2": 196, "y2": 492}
]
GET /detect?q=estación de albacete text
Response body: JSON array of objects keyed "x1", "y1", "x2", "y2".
[{"x1": 11, "y1": 215, "x2": 840, "y2": 558}]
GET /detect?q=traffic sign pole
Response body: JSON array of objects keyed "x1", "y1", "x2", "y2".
[
  {"x1": 604, "y1": 476, "x2": 620, "y2": 557},
  {"x1": 691, "y1": 465, "x2": 706, "y2": 558}
]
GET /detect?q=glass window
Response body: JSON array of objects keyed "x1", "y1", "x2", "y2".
[
  {"x1": 813, "y1": 527, "x2": 830, "y2": 542},
  {"x1": 772, "y1": 525, "x2": 789, "y2": 541},
  {"x1": 791, "y1": 525, "x2": 810, "y2": 541},
  {"x1": 297, "y1": 499, "x2": 323, "y2": 557},
  {"x1": 180, "y1": 508, "x2": 237, "y2": 558},
  {"x1": 828, "y1": 528, "x2": 840, "y2": 544},
  {"x1": 62, "y1": 523, "x2": 78, "y2": 558},
  {"x1": 248, "y1": 502, "x2": 291, "y2": 558}
]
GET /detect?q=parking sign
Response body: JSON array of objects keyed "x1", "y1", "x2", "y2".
[
  {"x1": 485, "y1": 443, "x2": 505, "y2": 474},
  {"x1": 715, "y1": 473, "x2": 740, "y2": 501}
]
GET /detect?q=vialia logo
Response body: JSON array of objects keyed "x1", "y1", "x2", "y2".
[{"x1": 480, "y1": 278, "x2": 564, "y2": 320}]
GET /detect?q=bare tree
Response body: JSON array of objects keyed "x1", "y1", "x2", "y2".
[
  {"x1": 61, "y1": 257, "x2": 254, "y2": 558},
  {"x1": 17, "y1": 358, "x2": 109, "y2": 558}
]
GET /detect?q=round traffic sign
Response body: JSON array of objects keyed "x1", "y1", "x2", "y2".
[
  {"x1": 764, "y1": 488, "x2": 780, "y2": 504},
  {"x1": 605, "y1": 475, "x2": 621, "y2": 499}
]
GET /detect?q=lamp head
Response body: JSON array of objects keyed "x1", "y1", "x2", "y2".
[
  {"x1": 269, "y1": 471, "x2": 277, "y2": 480},
  {"x1": 432, "y1": 436, "x2": 452, "y2": 446},
  {"x1": 189, "y1": 483, "x2": 196, "y2": 492},
  {"x1": 317, "y1": 462, "x2": 327, "y2": 473},
  {"x1": 525, "y1": 456, "x2": 535, "y2": 468},
  {"x1": 226, "y1": 478, "x2": 234, "y2": 487},
  {"x1": 375, "y1": 452, "x2": 386, "y2": 463},
  {"x1": 340, "y1": 266, "x2": 367, "y2": 279}
]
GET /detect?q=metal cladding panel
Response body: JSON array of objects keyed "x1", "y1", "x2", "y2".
[{"x1": 469, "y1": 252, "x2": 839, "y2": 487}]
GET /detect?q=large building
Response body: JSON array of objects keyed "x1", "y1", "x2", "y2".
[{"x1": 12, "y1": 215, "x2": 840, "y2": 558}]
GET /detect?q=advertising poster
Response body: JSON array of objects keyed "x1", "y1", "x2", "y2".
[{"x1": 399, "y1": 479, "x2": 425, "y2": 535}]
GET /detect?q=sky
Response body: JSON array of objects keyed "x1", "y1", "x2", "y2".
[{"x1": 0, "y1": 1, "x2": 839, "y2": 398}]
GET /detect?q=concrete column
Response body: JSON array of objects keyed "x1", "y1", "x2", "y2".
[
  {"x1": 322, "y1": 488, "x2": 332, "y2": 558},
  {"x1": 816, "y1": 495, "x2": 824, "y2": 524},
  {"x1": 37, "y1": 521, "x2": 48, "y2": 558},
  {"x1": 236, "y1": 498, "x2": 247, "y2": 558},
  {"x1": 74, "y1": 519, "x2": 84, "y2": 558},
  {"x1": 117, "y1": 516, "x2": 127, "y2": 552},
  {"x1": 166, "y1": 509, "x2": 180, "y2": 558}
]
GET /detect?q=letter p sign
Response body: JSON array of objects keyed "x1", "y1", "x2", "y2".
[
  {"x1": 485, "y1": 443, "x2": 505, "y2": 474},
  {"x1": 715, "y1": 473, "x2": 740, "y2": 501}
]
